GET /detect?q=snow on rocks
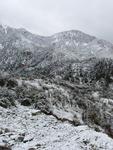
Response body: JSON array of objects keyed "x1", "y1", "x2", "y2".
[
  {"x1": 24, "y1": 80, "x2": 42, "y2": 90},
  {"x1": 0, "y1": 105, "x2": 113, "y2": 150}
]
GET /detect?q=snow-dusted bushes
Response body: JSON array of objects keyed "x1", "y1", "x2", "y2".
[
  {"x1": 63, "y1": 58, "x2": 113, "y2": 85},
  {"x1": 91, "y1": 58, "x2": 113, "y2": 83}
]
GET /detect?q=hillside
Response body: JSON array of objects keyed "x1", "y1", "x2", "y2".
[{"x1": 0, "y1": 25, "x2": 113, "y2": 150}]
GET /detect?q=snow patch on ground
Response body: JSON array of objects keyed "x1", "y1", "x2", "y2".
[{"x1": 0, "y1": 105, "x2": 113, "y2": 150}]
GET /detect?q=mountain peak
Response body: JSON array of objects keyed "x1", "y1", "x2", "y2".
[
  {"x1": 52, "y1": 29, "x2": 95, "y2": 37},
  {"x1": 0, "y1": 24, "x2": 8, "y2": 29},
  {"x1": 51, "y1": 30, "x2": 96, "y2": 44}
]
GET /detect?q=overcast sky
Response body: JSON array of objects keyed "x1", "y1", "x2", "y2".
[{"x1": 0, "y1": 0, "x2": 113, "y2": 42}]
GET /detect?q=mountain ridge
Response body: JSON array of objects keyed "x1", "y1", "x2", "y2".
[{"x1": 0, "y1": 24, "x2": 113, "y2": 76}]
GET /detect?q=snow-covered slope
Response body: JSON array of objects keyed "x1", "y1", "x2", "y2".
[{"x1": 0, "y1": 105, "x2": 113, "y2": 150}]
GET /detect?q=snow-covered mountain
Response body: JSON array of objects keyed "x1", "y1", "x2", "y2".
[
  {"x1": 1, "y1": 24, "x2": 113, "y2": 149},
  {"x1": 1, "y1": 25, "x2": 113, "y2": 55},
  {"x1": 0, "y1": 25, "x2": 113, "y2": 72},
  {"x1": 51, "y1": 30, "x2": 113, "y2": 60}
]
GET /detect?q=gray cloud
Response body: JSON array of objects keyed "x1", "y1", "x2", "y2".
[{"x1": 0, "y1": 0, "x2": 113, "y2": 42}]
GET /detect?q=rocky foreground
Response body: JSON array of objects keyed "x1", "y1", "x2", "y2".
[{"x1": 0, "y1": 105, "x2": 113, "y2": 150}]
